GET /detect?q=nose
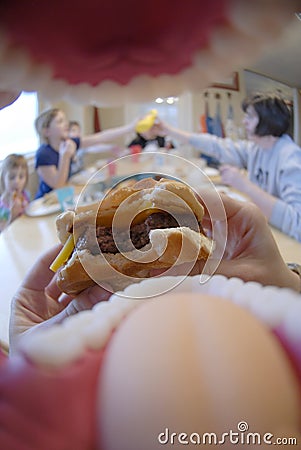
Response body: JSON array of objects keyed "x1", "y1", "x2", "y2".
[{"x1": 14, "y1": 177, "x2": 23, "y2": 190}]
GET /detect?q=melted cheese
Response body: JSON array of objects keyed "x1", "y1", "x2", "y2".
[{"x1": 50, "y1": 234, "x2": 75, "y2": 272}]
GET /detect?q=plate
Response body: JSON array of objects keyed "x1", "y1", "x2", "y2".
[
  {"x1": 25, "y1": 197, "x2": 61, "y2": 217},
  {"x1": 227, "y1": 191, "x2": 248, "y2": 202},
  {"x1": 204, "y1": 167, "x2": 220, "y2": 177},
  {"x1": 215, "y1": 185, "x2": 248, "y2": 202},
  {"x1": 69, "y1": 167, "x2": 106, "y2": 185}
]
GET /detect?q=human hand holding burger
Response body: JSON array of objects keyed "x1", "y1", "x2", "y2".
[
  {"x1": 178, "y1": 192, "x2": 300, "y2": 291},
  {"x1": 9, "y1": 245, "x2": 111, "y2": 354},
  {"x1": 9, "y1": 189, "x2": 300, "y2": 353}
]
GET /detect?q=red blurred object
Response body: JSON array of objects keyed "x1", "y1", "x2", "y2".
[
  {"x1": 0, "y1": 0, "x2": 228, "y2": 86},
  {"x1": 107, "y1": 160, "x2": 117, "y2": 176},
  {"x1": 130, "y1": 144, "x2": 142, "y2": 163},
  {"x1": 93, "y1": 106, "x2": 101, "y2": 132}
]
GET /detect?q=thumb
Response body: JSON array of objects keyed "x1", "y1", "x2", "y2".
[{"x1": 64, "y1": 284, "x2": 112, "y2": 316}]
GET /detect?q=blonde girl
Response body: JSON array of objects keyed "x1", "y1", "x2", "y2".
[
  {"x1": 34, "y1": 108, "x2": 137, "y2": 198},
  {"x1": 0, "y1": 154, "x2": 30, "y2": 231}
]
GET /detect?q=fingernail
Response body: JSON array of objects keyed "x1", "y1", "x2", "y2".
[{"x1": 58, "y1": 293, "x2": 72, "y2": 303}]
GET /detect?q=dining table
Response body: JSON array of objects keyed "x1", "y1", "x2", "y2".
[{"x1": 1, "y1": 152, "x2": 300, "y2": 352}]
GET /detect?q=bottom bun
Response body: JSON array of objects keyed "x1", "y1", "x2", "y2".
[{"x1": 57, "y1": 226, "x2": 213, "y2": 295}]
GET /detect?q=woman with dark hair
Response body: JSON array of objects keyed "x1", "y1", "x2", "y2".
[
  {"x1": 156, "y1": 92, "x2": 301, "y2": 242},
  {"x1": 241, "y1": 93, "x2": 291, "y2": 137}
]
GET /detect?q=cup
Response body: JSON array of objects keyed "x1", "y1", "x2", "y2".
[
  {"x1": 62, "y1": 195, "x2": 76, "y2": 211},
  {"x1": 56, "y1": 186, "x2": 75, "y2": 211},
  {"x1": 107, "y1": 160, "x2": 117, "y2": 177},
  {"x1": 130, "y1": 145, "x2": 142, "y2": 163}
]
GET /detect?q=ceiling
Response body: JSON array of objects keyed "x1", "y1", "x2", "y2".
[{"x1": 245, "y1": 15, "x2": 301, "y2": 89}]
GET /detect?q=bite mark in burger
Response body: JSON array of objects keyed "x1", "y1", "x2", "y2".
[{"x1": 50, "y1": 178, "x2": 214, "y2": 294}]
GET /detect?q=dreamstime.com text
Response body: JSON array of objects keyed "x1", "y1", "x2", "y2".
[{"x1": 158, "y1": 422, "x2": 297, "y2": 446}]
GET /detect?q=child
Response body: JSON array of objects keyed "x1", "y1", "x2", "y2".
[
  {"x1": 68, "y1": 120, "x2": 81, "y2": 139},
  {"x1": 68, "y1": 120, "x2": 84, "y2": 175},
  {"x1": 0, "y1": 154, "x2": 30, "y2": 231},
  {"x1": 34, "y1": 109, "x2": 138, "y2": 198}
]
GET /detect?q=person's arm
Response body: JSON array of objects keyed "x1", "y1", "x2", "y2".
[
  {"x1": 9, "y1": 194, "x2": 300, "y2": 353},
  {"x1": 80, "y1": 119, "x2": 137, "y2": 149},
  {"x1": 208, "y1": 195, "x2": 300, "y2": 291},
  {"x1": 270, "y1": 199, "x2": 301, "y2": 242},
  {"x1": 156, "y1": 119, "x2": 248, "y2": 167},
  {"x1": 230, "y1": 151, "x2": 301, "y2": 242},
  {"x1": 37, "y1": 140, "x2": 76, "y2": 190},
  {"x1": 220, "y1": 147, "x2": 301, "y2": 241},
  {"x1": 155, "y1": 120, "x2": 191, "y2": 144},
  {"x1": 220, "y1": 165, "x2": 277, "y2": 220},
  {"x1": 9, "y1": 195, "x2": 27, "y2": 222},
  {"x1": 0, "y1": 193, "x2": 27, "y2": 228},
  {"x1": 162, "y1": 193, "x2": 300, "y2": 292},
  {"x1": 269, "y1": 154, "x2": 301, "y2": 242}
]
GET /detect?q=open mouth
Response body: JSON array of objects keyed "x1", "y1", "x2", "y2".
[
  {"x1": 0, "y1": 1, "x2": 298, "y2": 105},
  {"x1": 19, "y1": 275, "x2": 301, "y2": 374},
  {"x1": 0, "y1": 2, "x2": 300, "y2": 449},
  {"x1": 0, "y1": 276, "x2": 300, "y2": 449}
]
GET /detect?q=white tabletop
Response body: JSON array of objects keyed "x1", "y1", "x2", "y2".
[
  {"x1": 0, "y1": 213, "x2": 58, "y2": 352},
  {"x1": 1, "y1": 158, "x2": 300, "y2": 350}
]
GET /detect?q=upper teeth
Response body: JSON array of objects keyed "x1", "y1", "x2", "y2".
[{"x1": 18, "y1": 275, "x2": 301, "y2": 370}]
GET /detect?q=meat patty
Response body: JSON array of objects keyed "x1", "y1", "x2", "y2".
[{"x1": 75, "y1": 212, "x2": 204, "y2": 255}]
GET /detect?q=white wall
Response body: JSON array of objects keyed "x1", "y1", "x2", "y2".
[
  {"x1": 96, "y1": 71, "x2": 246, "y2": 138},
  {"x1": 37, "y1": 68, "x2": 298, "y2": 146}
]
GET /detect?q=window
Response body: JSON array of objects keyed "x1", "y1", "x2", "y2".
[{"x1": 0, "y1": 91, "x2": 39, "y2": 161}]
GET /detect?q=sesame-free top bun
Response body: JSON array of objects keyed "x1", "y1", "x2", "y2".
[
  {"x1": 79, "y1": 177, "x2": 206, "y2": 228},
  {"x1": 55, "y1": 178, "x2": 213, "y2": 294}
]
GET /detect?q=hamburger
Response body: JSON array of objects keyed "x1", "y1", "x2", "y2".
[{"x1": 50, "y1": 177, "x2": 213, "y2": 294}]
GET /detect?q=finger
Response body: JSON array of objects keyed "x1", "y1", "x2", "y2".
[
  {"x1": 197, "y1": 189, "x2": 228, "y2": 223},
  {"x1": 22, "y1": 244, "x2": 63, "y2": 291},
  {"x1": 64, "y1": 285, "x2": 112, "y2": 317},
  {"x1": 44, "y1": 273, "x2": 66, "y2": 302},
  {"x1": 212, "y1": 193, "x2": 244, "y2": 220},
  {"x1": 58, "y1": 283, "x2": 112, "y2": 309},
  {"x1": 56, "y1": 292, "x2": 74, "y2": 305},
  {"x1": 75, "y1": 284, "x2": 112, "y2": 306}
]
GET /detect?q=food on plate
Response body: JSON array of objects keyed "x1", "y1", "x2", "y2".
[
  {"x1": 42, "y1": 191, "x2": 59, "y2": 206},
  {"x1": 50, "y1": 177, "x2": 213, "y2": 294},
  {"x1": 135, "y1": 109, "x2": 158, "y2": 133}
]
